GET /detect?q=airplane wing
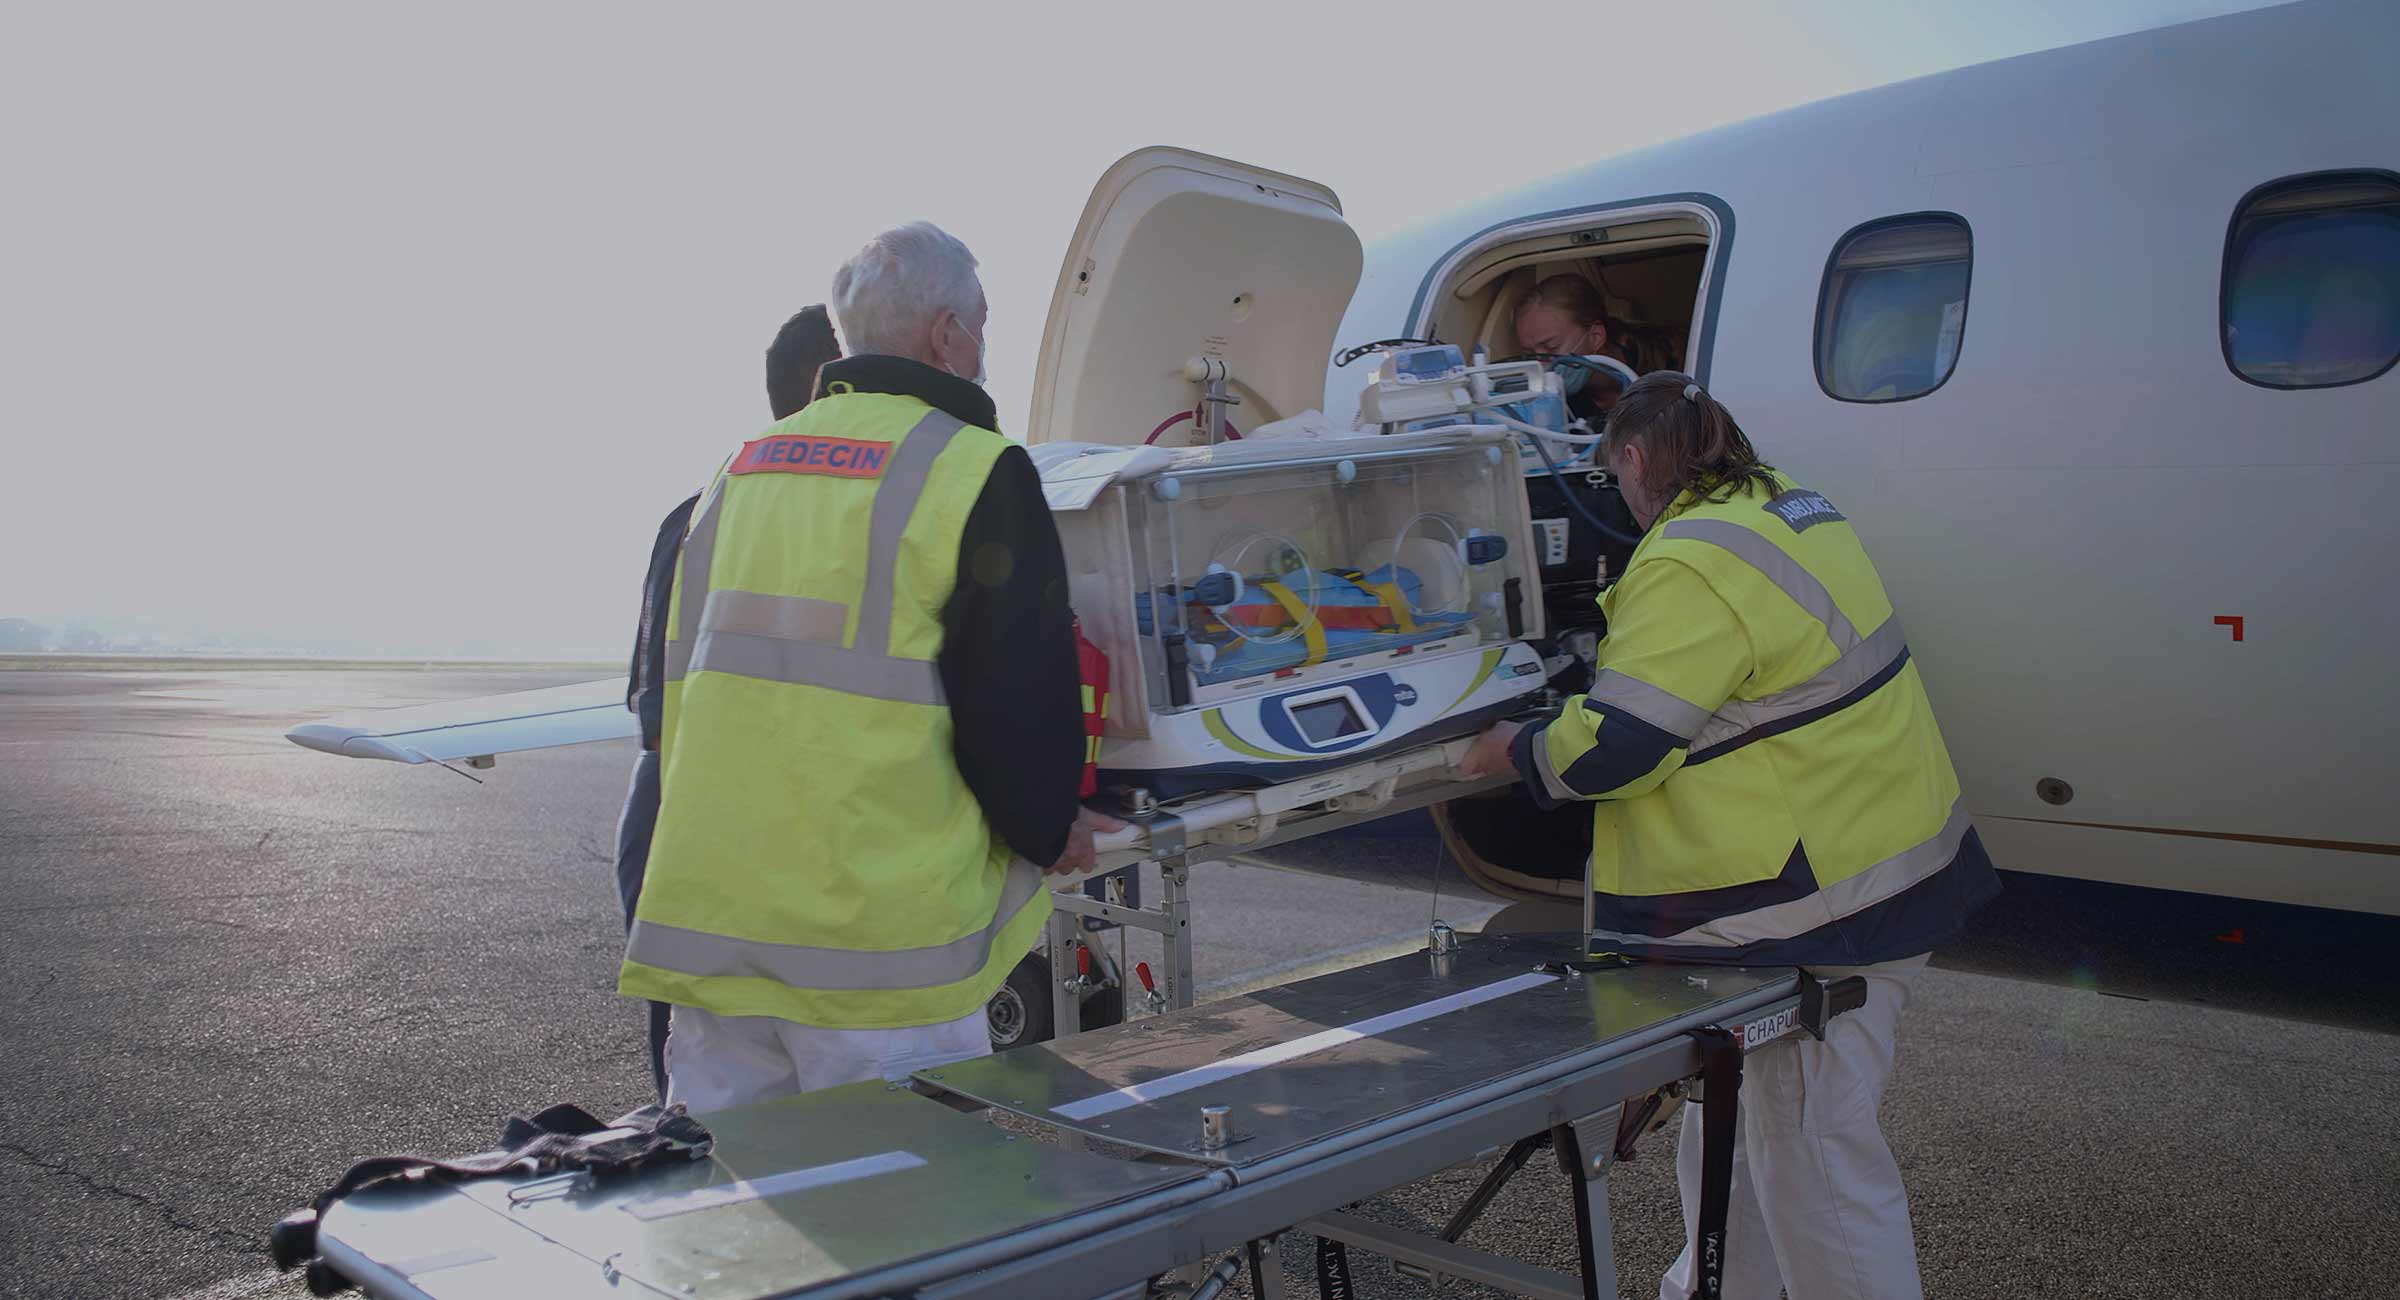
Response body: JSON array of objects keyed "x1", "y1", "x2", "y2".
[{"x1": 285, "y1": 677, "x2": 638, "y2": 764}]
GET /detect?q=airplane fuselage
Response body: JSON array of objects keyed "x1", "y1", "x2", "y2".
[{"x1": 1327, "y1": 0, "x2": 2400, "y2": 916}]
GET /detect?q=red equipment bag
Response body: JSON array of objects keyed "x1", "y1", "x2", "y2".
[{"x1": 1073, "y1": 616, "x2": 1109, "y2": 797}]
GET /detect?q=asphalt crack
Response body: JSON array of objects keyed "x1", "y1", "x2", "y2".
[{"x1": 1, "y1": 1142, "x2": 266, "y2": 1256}]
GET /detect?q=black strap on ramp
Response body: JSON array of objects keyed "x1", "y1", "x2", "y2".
[
  {"x1": 1315, "y1": 1232, "x2": 1356, "y2": 1300},
  {"x1": 1687, "y1": 1025, "x2": 1743, "y2": 1300}
]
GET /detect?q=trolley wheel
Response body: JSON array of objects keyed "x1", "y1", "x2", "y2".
[
  {"x1": 987, "y1": 952, "x2": 1055, "y2": 1050},
  {"x1": 1079, "y1": 980, "x2": 1125, "y2": 1032}
]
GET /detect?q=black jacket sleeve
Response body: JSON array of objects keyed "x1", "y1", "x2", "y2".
[
  {"x1": 630, "y1": 494, "x2": 699, "y2": 749},
  {"x1": 939, "y1": 445, "x2": 1083, "y2": 866}
]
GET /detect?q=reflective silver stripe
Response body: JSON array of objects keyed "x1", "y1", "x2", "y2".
[
  {"x1": 625, "y1": 859, "x2": 1045, "y2": 991},
  {"x1": 686, "y1": 629, "x2": 946, "y2": 706},
  {"x1": 669, "y1": 410, "x2": 970, "y2": 698},
  {"x1": 664, "y1": 477, "x2": 731, "y2": 682},
  {"x1": 853, "y1": 411, "x2": 965, "y2": 658},
  {"x1": 699, "y1": 589, "x2": 847, "y2": 644},
  {"x1": 1688, "y1": 617, "x2": 1908, "y2": 752},
  {"x1": 1528, "y1": 722, "x2": 1580, "y2": 806},
  {"x1": 1590, "y1": 798, "x2": 1972, "y2": 951},
  {"x1": 1660, "y1": 518, "x2": 1858, "y2": 652},
  {"x1": 1586, "y1": 669, "x2": 1712, "y2": 741}
]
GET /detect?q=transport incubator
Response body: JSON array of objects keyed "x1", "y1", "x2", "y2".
[{"x1": 1024, "y1": 148, "x2": 1553, "y2": 801}]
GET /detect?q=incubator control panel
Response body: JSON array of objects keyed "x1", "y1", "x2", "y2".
[{"x1": 1283, "y1": 685, "x2": 1377, "y2": 747}]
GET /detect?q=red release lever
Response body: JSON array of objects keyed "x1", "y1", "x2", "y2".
[
  {"x1": 1076, "y1": 944, "x2": 1093, "y2": 977},
  {"x1": 1134, "y1": 961, "x2": 1156, "y2": 993}
]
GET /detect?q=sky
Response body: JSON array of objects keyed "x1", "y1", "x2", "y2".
[{"x1": 0, "y1": 0, "x2": 2275, "y2": 659}]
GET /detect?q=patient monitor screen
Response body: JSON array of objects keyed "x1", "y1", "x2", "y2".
[{"x1": 1291, "y1": 696, "x2": 1370, "y2": 744}]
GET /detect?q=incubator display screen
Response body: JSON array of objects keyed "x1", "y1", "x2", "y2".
[{"x1": 1290, "y1": 696, "x2": 1370, "y2": 744}]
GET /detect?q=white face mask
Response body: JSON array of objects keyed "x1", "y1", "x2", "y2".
[{"x1": 947, "y1": 316, "x2": 987, "y2": 388}]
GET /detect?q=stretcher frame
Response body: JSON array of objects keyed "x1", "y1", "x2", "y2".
[
  {"x1": 1049, "y1": 730, "x2": 1521, "y2": 1037},
  {"x1": 310, "y1": 935, "x2": 1846, "y2": 1300}
]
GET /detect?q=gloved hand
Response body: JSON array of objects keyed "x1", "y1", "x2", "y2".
[{"x1": 1044, "y1": 805, "x2": 1128, "y2": 878}]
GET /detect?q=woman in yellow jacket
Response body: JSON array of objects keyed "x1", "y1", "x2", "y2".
[{"x1": 1462, "y1": 372, "x2": 1998, "y2": 1300}]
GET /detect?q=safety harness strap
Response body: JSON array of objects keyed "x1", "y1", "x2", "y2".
[
  {"x1": 311, "y1": 1103, "x2": 708, "y2": 1213},
  {"x1": 1360, "y1": 581, "x2": 1419, "y2": 632},
  {"x1": 1315, "y1": 1232, "x2": 1357, "y2": 1299},
  {"x1": 1686, "y1": 1026, "x2": 1744, "y2": 1300},
  {"x1": 1327, "y1": 568, "x2": 1419, "y2": 633},
  {"x1": 1258, "y1": 580, "x2": 1329, "y2": 666},
  {"x1": 272, "y1": 1104, "x2": 714, "y2": 1283}
]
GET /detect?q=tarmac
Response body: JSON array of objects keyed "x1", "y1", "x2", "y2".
[{"x1": 1, "y1": 668, "x2": 2393, "y2": 1299}]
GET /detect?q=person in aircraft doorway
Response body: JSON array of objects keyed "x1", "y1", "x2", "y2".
[
  {"x1": 1459, "y1": 372, "x2": 2000, "y2": 1300},
  {"x1": 613, "y1": 304, "x2": 844, "y2": 1101},
  {"x1": 1512, "y1": 274, "x2": 1631, "y2": 423}
]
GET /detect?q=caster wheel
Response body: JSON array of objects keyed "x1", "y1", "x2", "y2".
[{"x1": 987, "y1": 953, "x2": 1055, "y2": 1049}]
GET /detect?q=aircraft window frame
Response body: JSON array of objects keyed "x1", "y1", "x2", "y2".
[
  {"x1": 2218, "y1": 169, "x2": 2400, "y2": 392},
  {"x1": 1812, "y1": 211, "x2": 1974, "y2": 405}
]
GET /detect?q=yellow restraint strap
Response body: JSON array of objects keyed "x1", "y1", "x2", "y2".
[
  {"x1": 1258, "y1": 581, "x2": 1328, "y2": 666},
  {"x1": 1360, "y1": 581, "x2": 1419, "y2": 633}
]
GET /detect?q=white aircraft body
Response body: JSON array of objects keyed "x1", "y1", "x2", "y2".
[
  {"x1": 294, "y1": 0, "x2": 2400, "y2": 925},
  {"x1": 1338, "y1": 0, "x2": 2399, "y2": 917}
]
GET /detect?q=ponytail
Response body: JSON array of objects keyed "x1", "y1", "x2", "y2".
[{"x1": 1601, "y1": 372, "x2": 1777, "y2": 507}]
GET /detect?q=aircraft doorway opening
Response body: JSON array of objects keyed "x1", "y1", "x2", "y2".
[{"x1": 1404, "y1": 202, "x2": 1723, "y2": 908}]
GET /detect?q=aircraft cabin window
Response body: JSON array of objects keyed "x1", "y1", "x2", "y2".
[
  {"x1": 2222, "y1": 172, "x2": 2400, "y2": 389},
  {"x1": 1814, "y1": 214, "x2": 1972, "y2": 403}
]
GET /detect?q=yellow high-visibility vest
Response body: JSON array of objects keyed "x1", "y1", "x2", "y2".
[
  {"x1": 1523, "y1": 471, "x2": 1997, "y2": 964},
  {"x1": 618, "y1": 391, "x2": 1048, "y2": 1028}
]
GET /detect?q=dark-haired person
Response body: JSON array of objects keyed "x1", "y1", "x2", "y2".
[
  {"x1": 612, "y1": 305, "x2": 842, "y2": 1101},
  {"x1": 1461, "y1": 373, "x2": 1998, "y2": 1300}
]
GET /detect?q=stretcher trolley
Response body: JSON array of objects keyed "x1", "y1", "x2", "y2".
[{"x1": 297, "y1": 933, "x2": 1865, "y2": 1300}]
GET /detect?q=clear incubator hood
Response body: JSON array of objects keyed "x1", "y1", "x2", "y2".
[{"x1": 1028, "y1": 149, "x2": 1548, "y2": 799}]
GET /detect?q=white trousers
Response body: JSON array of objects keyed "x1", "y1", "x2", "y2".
[
  {"x1": 1658, "y1": 954, "x2": 1929, "y2": 1300},
  {"x1": 662, "y1": 1004, "x2": 991, "y2": 1113}
]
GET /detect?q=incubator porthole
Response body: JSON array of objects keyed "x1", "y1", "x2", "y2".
[{"x1": 1203, "y1": 533, "x2": 1322, "y2": 649}]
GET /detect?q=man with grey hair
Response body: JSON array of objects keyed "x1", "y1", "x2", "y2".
[
  {"x1": 828, "y1": 220, "x2": 989, "y2": 377},
  {"x1": 621, "y1": 221, "x2": 1116, "y2": 1110}
]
